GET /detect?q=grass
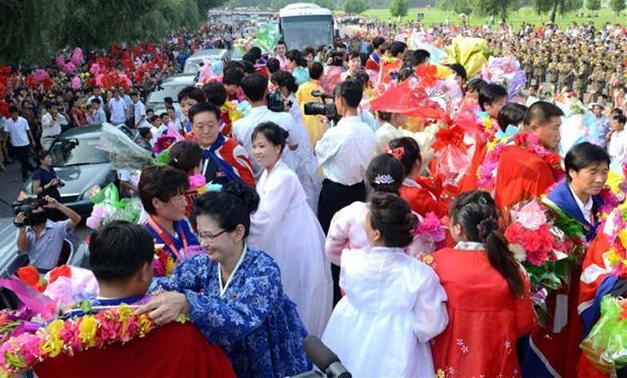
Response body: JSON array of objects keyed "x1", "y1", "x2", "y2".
[{"x1": 360, "y1": 6, "x2": 624, "y2": 29}]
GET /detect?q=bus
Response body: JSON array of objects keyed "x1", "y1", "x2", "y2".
[{"x1": 279, "y1": 3, "x2": 334, "y2": 50}]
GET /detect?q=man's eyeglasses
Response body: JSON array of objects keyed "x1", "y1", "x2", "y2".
[{"x1": 198, "y1": 229, "x2": 228, "y2": 241}]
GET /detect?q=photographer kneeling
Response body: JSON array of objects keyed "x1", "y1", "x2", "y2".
[{"x1": 15, "y1": 196, "x2": 81, "y2": 272}]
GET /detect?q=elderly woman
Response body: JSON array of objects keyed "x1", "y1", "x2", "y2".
[{"x1": 137, "y1": 184, "x2": 310, "y2": 378}]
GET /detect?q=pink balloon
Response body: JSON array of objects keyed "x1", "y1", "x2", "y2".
[
  {"x1": 70, "y1": 47, "x2": 83, "y2": 65},
  {"x1": 55, "y1": 54, "x2": 65, "y2": 68},
  {"x1": 62, "y1": 62, "x2": 76, "y2": 74},
  {"x1": 95, "y1": 73, "x2": 104, "y2": 87},
  {"x1": 71, "y1": 76, "x2": 81, "y2": 90},
  {"x1": 90, "y1": 63, "x2": 101, "y2": 76}
]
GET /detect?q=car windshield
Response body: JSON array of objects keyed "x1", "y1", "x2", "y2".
[
  {"x1": 147, "y1": 86, "x2": 183, "y2": 106},
  {"x1": 282, "y1": 17, "x2": 333, "y2": 50},
  {"x1": 49, "y1": 137, "x2": 110, "y2": 167}
]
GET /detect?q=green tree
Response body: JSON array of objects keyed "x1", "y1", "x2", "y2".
[
  {"x1": 389, "y1": 0, "x2": 409, "y2": 17},
  {"x1": 437, "y1": 0, "x2": 473, "y2": 15},
  {"x1": 344, "y1": 0, "x2": 368, "y2": 13},
  {"x1": 475, "y1": 0, "x2": 517, "y2": 23},
  {"x1": 0, "y1": 0, "x2": 211, "y2": 65},
  {"x1": 533, "y1": 0, "x2": 580, "y2": 23},
  {"x1": 313, "y1": 0, "x2": 336, "y2": 10},
  {"x1": 610, "y1": 0, "x2": 625, "y2": 15},
  {"x1": 586, "y1": 0, "x2": 600, "y2": 10}
]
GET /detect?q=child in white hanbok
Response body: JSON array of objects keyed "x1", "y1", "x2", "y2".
[
  {"x1": 322, "y1": 192, "x2": 448, "y2": 377},
  {"x1": 247, "y1": 122, "x2": 333, "y2": 337}
]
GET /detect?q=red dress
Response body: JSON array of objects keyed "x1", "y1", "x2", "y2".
[
  {"x1": 35, "y1": 323, "x2": 235, "y2": 378},
  {"x1": 430, "y1": 247, "x2": 536, "y2": 377},
  {"x1": 494, "y1": 144, "x2": 557, "y2": 211},
  {"x1": 399, "y1": 178, "x2": 448, "y2": 218}
]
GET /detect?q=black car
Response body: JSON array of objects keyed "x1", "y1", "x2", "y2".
[{"x1": 23, "y1": 124, "x2": 133, "y2": 218}]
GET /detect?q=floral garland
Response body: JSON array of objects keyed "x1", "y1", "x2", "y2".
[
  {"x1": 477, "y1": 132, "x2": 564, "y2": 192},
  {"x1": 503, "y1": 199, "x2": 573, "y2": 324},
  {"x1": 0, "y1": 303, "x2": 187, "y2": 376},
  {"x1": 152, "y1": 244, "x2": 177, "y2": 277},
  {"x1": 599, "y1": 202, "x2": 627, "y2": 276}
]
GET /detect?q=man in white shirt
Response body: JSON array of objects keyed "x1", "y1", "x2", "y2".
[
  {"x1": 40, "y1": 103, "x2": 68, "y2": 150},
  {"x1": 108, "y1": 89, "x2": 128, "y2": 124},
  {"x1": 3, "y1": 106, "x2": 35, "y2": 180},
  {"x1": 130, "y1": 92, "x2": 149, "y2": 128},
  {"x1": 607, "y1": 114, "x2": 627, "y2": 172},
  {"x1": 86, "y1": 87, "x2": 105, "y2": 109},
  {"x1": 315, "y1": 80, "x2": 374, "y2": 304},
  {"x1": 315, "y1": 79, "x2": 375, "y2": 233},
  {"x1": 232, "y1": 73, "x2": 299, "y2": 178}
]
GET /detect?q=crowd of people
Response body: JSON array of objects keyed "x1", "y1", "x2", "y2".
[{"x1": 0, "y1": 11, "x2": 626, "y2": 378}]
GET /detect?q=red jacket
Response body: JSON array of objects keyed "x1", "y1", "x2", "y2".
[{"x1": 35, "y1": 323, "x2": 236, "y2": 378}]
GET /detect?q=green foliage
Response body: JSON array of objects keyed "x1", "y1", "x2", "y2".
[
  {"x1": 533, "y1": 0, "x2": 580, "y2": 23},
  {"x1": 609, "y1": 0, "x2": 625, "y2": 15},
  {"x1": 586, "y1": 0, "x2": 600, "y2": 10},
  {"x1": 437, "y1": 0, "x2": 473, "y2": 15},
  {"x1": 0, "y1": 0, "x2": 208, "y2": 65},
  {"x1": 313, "y1": 0, "x2": 337, "y2": 10},
  {"x1": 365, "y1": 6, "x2": 624, "y2": 28},
  {"x1": 389, "y1": 0, "x2": 409, "y2": 17},
  {"x1": 475, "y1": 0, "x2": 519, "y2": 22},
  {"x1": 344, "y1": 0, "x2": 368, "y2": 13}
]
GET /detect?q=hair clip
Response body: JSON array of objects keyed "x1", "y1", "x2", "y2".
[
  {"x1": 373, "y1": 174, "x2": 395, "y2": 185},
  {"x1": 386, "y1": 146, "x2": 406, "y2": 161}
]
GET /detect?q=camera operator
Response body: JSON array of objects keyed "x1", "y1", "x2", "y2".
[
  {"x1": 32, "y1": 150, "x2": 62, "y2": 202},
  {"x1": 16, "y1": 196, "x2": 81, "y2": 272},
  {"x1": 314, "y1": 79, "x2": 375, "y2": 303},
  {"x1": 232, "y1": 73, "x2": 300, "y2": 178}
]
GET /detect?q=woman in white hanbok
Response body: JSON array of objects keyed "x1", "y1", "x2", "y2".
[
  {"x1": 271, "y1": 71, "x2": 322, "y2": 214},
  {"x1": 247, "y1": 121, "x2": 332, "y2": 337},
  {"x1": 322, "y1": 192, "x2": 448, "y2": 377}
]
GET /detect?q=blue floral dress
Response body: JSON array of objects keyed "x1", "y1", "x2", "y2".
[{"x1": 153, "y1": 248, "x2": 310, "y2": 378}]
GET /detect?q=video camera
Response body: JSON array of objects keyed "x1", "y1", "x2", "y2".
[
  {"x1": 304, "y1": 91, "x2": 340, "y2": 123},
  {"x1": 12, "y1": 198, "x2": 47, "y2": 227},
  {"x1": 267, "y1": 90, "x2": 287, "y2": 113}
]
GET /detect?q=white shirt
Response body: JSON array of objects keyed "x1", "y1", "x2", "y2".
[
  {"x1": 4, "y1": 116, "x2": 31, "y2": 147},
  {"x1": 608, "y1": 129, "x2": 627, "y2": 167},
  {"x1": 87, "y1": 95, "x2": 104, "y2": 107},
  {"x1": 232, "y1": 105, "x2": 299, "y2": 176},
  {"x1": 133, "y1": 100, "x2": 148, "y2": 127},
  {"x1": 315, "y1": 116, "x2": 375, "y2": 186},
  {"x1": 150, "y1": 124, "x2": 168, "y2": 146},
  {"x1": 569, "y1": 184, "x2": 593, "y2": 224},
  {"x1": 41, "y1": 113, "x2": 67, "y2": 138},
  {"x1": 109, "y1": 97, "x2": 128, "y2": 123}
]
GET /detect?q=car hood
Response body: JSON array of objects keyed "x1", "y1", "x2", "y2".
[{"x1": 54, "y1": 163, "x2": 113, "y2": 200}]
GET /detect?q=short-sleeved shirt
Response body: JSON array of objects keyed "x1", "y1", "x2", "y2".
[
  {"x1": 32, "y1": 167, "x2": 61, "y2": 200},
  {"x1": 4, "y1": 116, "x2": 30, "y2": 147},
  {"x1": 109, "y1": 97, "x2": 128, "y2": 124},
  {"x1": 20, "y1": 220, "x2": 71, "y2": 271}
]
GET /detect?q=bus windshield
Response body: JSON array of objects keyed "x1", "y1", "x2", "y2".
[{"x1": 281, "y1": 16, "x2": 333, "y2": 50}]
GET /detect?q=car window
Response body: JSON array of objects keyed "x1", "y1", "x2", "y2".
[{"x1": 50, "y1": 137, "x2": 110, "y2": 167}]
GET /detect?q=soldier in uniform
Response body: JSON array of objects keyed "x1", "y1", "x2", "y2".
[
  {"x1": 575, "y1": 61, "x2": 588, "y2": 101},
  {"x1": 546, "y1": 58, "x2": 557, "y2": 90},
  {"x1": 533, "y1": 54, "x2": 544, "y2": 85}
]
